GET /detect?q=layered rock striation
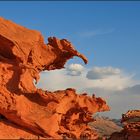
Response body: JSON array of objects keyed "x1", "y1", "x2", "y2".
[{"x1": 0, "y1": 17, "x2": 109, "y2": 139}]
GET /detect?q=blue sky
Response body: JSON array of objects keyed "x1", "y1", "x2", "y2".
[
  {"x1": 0, "y1": 2, "x2": 140, "y2": 118},
  {"x1": 0, "y1": 2, "x2": 140, "y2": 73}
]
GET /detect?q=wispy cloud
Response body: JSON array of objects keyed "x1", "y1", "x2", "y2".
[{"x1": 79, "y1": 28, "x2": 115, "y2": 38}]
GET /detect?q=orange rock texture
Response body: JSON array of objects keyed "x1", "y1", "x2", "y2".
[
  {"x1": 109, "y1": 110, "x2": 140, "y2": 140},
  {"x1": 0, "y1": 17, "x2": 109, "y2": 139}
]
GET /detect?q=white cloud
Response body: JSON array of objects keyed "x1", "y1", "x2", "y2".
[
  {"x1": 37, "y1": 69, "x2": 86, "y2": 91},
  {"x1": 66, "y1": 63, "x2": 84, "y2": 76},
  {"x1": 85, "y1": 66, "x2": 140, "y2": 90},
  {"x1": 37, "y1": 66, "x2": 140, "y2": 91},
  {"x1": 86, "y1": 66, "x2": 121, "y2": 80},
  {"x1": 85, "y1": 74, "x2": 136, "y2": 90}
]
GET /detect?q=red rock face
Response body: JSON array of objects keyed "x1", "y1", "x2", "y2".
[
  {"x1": 0, "y1": 17, "x2": 109, "y2": 139},
  {"x1": 109, "y1": 110, "x2": 140, "y2": 140}
]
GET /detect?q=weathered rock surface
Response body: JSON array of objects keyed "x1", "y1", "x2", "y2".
[
  {"x1": 0, "y1": 17, "x2": 109, "y2": 139},
  {"x1": 109, "y1": 110, "x2": 140, "y2": 140},
  {"x1": 0, "y1": 117, "x2": 43, "y2": 139}
]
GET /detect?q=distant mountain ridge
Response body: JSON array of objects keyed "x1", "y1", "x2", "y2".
[{"x1": 89, "y1": 115, "x2": 122, "y2": 138}]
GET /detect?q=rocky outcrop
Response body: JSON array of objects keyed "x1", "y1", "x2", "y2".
[
  {"x1": 0, "y1": 17, "x2": 109, "y2": 139},
  {"x1": 109, "y1": 110, "x2": 140, "y2": 140}
]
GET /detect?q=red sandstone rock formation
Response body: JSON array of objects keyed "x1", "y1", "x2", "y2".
[
  {"x1": 109, "y1": 110, "x2": 140, "y2": 140},
  {"x1": 0, "y1": 119, "x2": 44, "y2": 139},
  {"x1": 0, "y1": 17, "x2": 109, "y2": 139}
]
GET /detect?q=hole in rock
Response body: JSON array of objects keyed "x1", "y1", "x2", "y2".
[
  {"x1": 36, "y1": 69, "x2": 85, "y2": 92},
  {"x1": 36, "y1": 69, "x2": 68, "y2": 91},
  {"x1": 36, "y1": 57, "x2": 86, "y2": 92}
]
